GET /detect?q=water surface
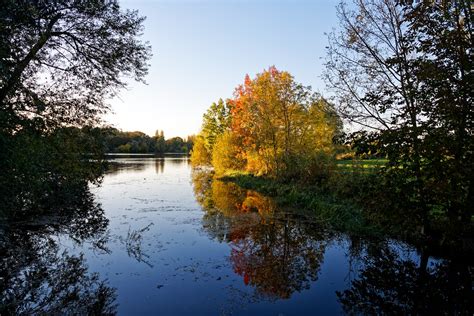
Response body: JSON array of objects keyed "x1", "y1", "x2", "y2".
[{"x1": 2, "y1": 157, "x2": 471, "y2": 315}]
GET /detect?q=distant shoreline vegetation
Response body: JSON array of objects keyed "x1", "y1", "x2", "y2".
[{"x1": 100, "y1": 128, "x2": 194, "y2": 154}]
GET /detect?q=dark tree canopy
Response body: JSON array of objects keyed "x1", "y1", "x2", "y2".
[
  {"x1": 0, "y1": 0, "x2": 151, "y2": 217},
  {"x1": 0, "y1": 0, "x2": 151, "y2": 132}
]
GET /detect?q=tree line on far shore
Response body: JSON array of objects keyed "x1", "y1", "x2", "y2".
[{"x1": 101, "y1": 128, "x2": 194, "y2": 154}]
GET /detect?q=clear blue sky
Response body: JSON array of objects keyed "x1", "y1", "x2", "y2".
[{"x1": 106, "y1": 0, "x2": 340, "y2": 138}]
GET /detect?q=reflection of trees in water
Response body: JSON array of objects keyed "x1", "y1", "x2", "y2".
[
  {"x1": 230, "y1": 219, "x2": 327, "y2": 300},
  {"x1": 105, "y1": 161, "x2": 147, "y2": 174},
  {"x1": 192, "y1": 170, "x2": 329, "y2": 300},
  {"x1": 338, "y1": 243, "x2": 473, "y2": 315},
  {"x1": 0, "y1": 190, "x2": 117, "y2": 315},
  {"x1": 155, "y1": 159, "x2": 165, "y2": 174},
  {"x1": 107, "y1": 157, "x2": 188, "y2": 175},
  {"x1": 164, "y1": 157, "x2": 188, "y2": 166},
  {"x1": 192, "y1": 170, "x2": 473, "y2": 311},
  {"x1": 193, "y1": 171, "x2": 278, "y2": 241},
  {"x1": 122, "y1": 223, "x2": 154, "y2": 268},
  {"x1": 192, "y1": 169, "x2": 214, "y2": 211}
]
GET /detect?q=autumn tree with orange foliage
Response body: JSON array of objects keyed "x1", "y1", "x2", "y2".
[{"x1": 193, "y1": 67, "x2": 342, "y2": 181}]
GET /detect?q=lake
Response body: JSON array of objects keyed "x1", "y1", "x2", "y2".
[{"x1": 1, "y1": 157, "x2": 471, "y2": 315}]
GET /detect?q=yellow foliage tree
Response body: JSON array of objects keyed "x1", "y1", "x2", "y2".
[
  {"x1": 212, "y1": 131, "x2": 245, "y2": 175},
  {"x1": 190, "y1": 135, "x2": 211, "y2": 166}
]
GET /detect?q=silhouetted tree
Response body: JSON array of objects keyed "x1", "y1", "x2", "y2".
[
  {"x1": 0, "y1": 0, "x2": 150, "y2": 132},
  {"x1": 0, "y1": 0, "x2": 151, "y2": 216},
  {"x1": 325, "y1": 0, "x2": 473, "y2": 231},
  {"x1": 155, "y1": 130, "x2": 166, "y2": 154}
]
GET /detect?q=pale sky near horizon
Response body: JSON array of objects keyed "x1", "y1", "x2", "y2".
[{"x1": 106, "y1": 0, "x2": 340, "y2": 138}]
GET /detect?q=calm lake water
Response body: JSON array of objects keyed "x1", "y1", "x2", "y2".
[{"x1": 2, "y1": 157, "x2": 472, "y2": 315}]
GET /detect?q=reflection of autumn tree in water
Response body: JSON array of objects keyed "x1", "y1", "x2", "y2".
[
  {"x1": 192, "y1": 170, "x2": 329, "y2": 300},
  {"x1": 0, "y1": 191, "x2": 117, "y2": 315},
  {"x1": 194, "y1": 170, "x2": 276, "y2": 242},
  {"x1": 230, "y1": 219, "x2": 327, "y2": 300},
  {"x1": 192, "y1": 169, "x2": 214, "y2": 211},
  {"x1": 211, "y1": 179, "x2": 276, "y2": 218},
  {"x1": 337, "y1": 245, "x2": 473, "y2": 315},
  {"x1": 193, "y1": 170, "x2": 473, "y2": 306}
]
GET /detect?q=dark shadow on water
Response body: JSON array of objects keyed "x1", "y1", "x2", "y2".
[
  {"x1": 337, "y1": 242, "x2": 473, "y2": 315},
  {"x1": 105, "y1": 160, "x2": 148, "y2": 174},
  {"x1": 155, "y1": 159, "x2": 165, "y2": 174},
  {"x1": 0, "y1": 189, "x2": 117, "y2": 315}
]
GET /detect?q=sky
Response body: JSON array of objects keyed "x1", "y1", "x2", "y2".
[{"x1": 106, "y1": 0, "x2": 340, "y2": 138}]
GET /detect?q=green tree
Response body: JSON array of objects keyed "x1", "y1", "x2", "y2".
[
  {"x1": 165, "y1": 136, "x2": 186, "y2": 153},
  {"x1": 405, "y1": 0, "x2": 473, "y2": 225},
  {"x1": 201, "y1": 98, "x2": 232, "y2": 151},
  {"x1": 185, "y1": 134, "x2": 195, "y2": 152}
]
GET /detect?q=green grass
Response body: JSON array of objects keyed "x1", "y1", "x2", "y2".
[
  {"x1": 218, "y1": 166, "x2": 474, "y2": 255},
  {"x1": 335, "y1": 159, "x2": 387, "y2": 174},
  {"x1": 219, "y1": 171, "x2": 384, "y2": 237}
]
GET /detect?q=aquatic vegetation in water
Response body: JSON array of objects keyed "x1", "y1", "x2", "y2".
[{"x1": 123, "y1": 223, "x2": 155, "y2": 268}]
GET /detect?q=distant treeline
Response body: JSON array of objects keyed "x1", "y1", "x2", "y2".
[{"x1": 102, "y1": 128, "x2": 194, "y2": 154}]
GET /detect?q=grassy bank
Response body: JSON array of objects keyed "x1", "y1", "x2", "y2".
[
  {"x1": 218, "y1": 170, "x2": 385, "y2": 237},
  {"x1": 335, "y1": 159, "x2": 387, "y2": 174},
  {"x1": 218, "y1": 168, "x2": 474, "y2": 256}
]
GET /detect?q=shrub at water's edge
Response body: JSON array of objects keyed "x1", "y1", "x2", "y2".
[{"x1": 218, "y1": 171, "x2": 379, "y2": 236}]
